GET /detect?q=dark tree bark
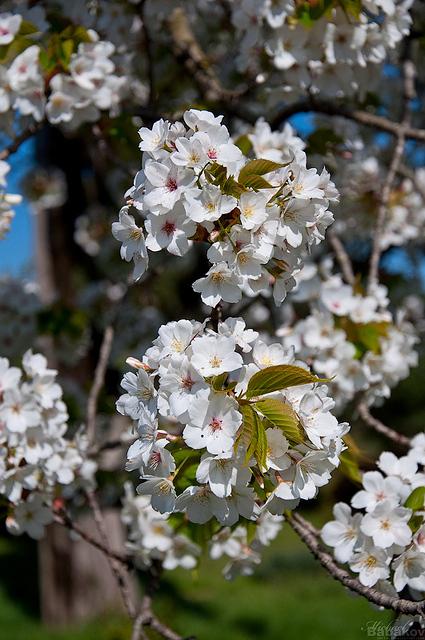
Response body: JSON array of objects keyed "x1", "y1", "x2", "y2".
[{"x1": 34, "y1": 126, "x2": 135, "y2": 625}]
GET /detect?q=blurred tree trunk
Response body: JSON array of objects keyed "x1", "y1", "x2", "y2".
[
  {"x1": 34, "y1": 126, "x2": 135, "y2": 625},
  {"x1": 38, "y1": 511, "x2": 132, "y2": 625}
]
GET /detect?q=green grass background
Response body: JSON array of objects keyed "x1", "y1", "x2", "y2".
[{"x1": 0, "y1": 518, "x2": 392, "y2": 640}]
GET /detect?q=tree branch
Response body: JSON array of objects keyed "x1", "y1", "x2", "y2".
[
  {"x1": 357, "y1": 402, "x2": 411, "y2": 448},
  {"x1": 270, "y1": 96, "x2": 425, "y2": 143},
  {"x1": 56, "y1": 508, "x2": 186, "y2": 638},
  {"x1": 131, "y1": 561, "x2": 186, "y2": 640},
  {"x1": 368, "y1": 59, "x2": 416, "y2": 291},
  {"x1": 86, "y1": 325, "x2": 114, "y2": 444},
  {"x1": 86, "y1": 490, "x2": 136, "y2": 619},
  {"x1": 328, "y1": 230, "x2": 355, "y2": 285},
  {"x1": 0, "y1": 123, "x2": 42, "y2": 161},
  {"x1": 167, "y1": 7, "x2": 245, "y2": 105},
  {"x1": 53, "y1": 511, "x2": 131, "y2": 567},
  {"x1": 288, "y1": 513, "x2": 425, "y2": 616}
]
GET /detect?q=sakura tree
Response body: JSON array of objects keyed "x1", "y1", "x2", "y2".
[{"x1": 1, "y1": 1, "x2": 425, "y2": 638}]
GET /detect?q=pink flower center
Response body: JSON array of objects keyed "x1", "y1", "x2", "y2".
[
  {"x1": 166, "y1": 177, "x2": 178, "y2": 192},
  {"x1": 162, "y1": 221, "x2": 176, "y2": 236},
  {"x1": 182, "y1": 375, "x2": 194, "y2": 390},
  {"x1": 207, "y1": 148, "x2": 218, "y2": 160},
  {"x1": 18, "y1": 64, "x2": 28, "y2": 74},
  {"x1": 0, "y1": 28, "x2": 10, "y2": 36},
  {"x1": 150, "y1": 451, "x2": 162, "y2": 468},
  {"x1": 209, "y1": 417, "x2": 222, "y2": 432}
]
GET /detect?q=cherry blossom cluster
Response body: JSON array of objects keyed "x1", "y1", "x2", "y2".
[
  {"x1": 51, "y1": 0, "x2": 143, "y2": 48},
  {"x1": 279, "y1": 271, "x2": 418, "y2": 411},
  {"x1": 0, "y1": 11, "x2": 129, "y2": 129},
  {"x1": 121, "y1": 482, "x2": 201, "y2": 571},
  {"x1": 122, "y1": 480, "x2": 284, "y2": 580},
  {"x1": 229, "y1": 0, "x2": 412, "y2": 98},
  {"x1": 113, "y1": 109, "x2": 338, "y2": 306},
  {"x1": 321, "y1": 440, "x2": 425, "y2": 593},
  {"x1": 116, "y1": 317, "x2": 349, "y2": 528},
  {"x1": 0, "y1": 351, "x2": 96, "y2": 539},
  {"x1": 209, "y1": 511, "x2": 284, "y2": 580},
  {"x1": 330, "y1": 142, "x2": 425, "y2": 250},
  {"x1": 0, "y1": 160, "x2": 21, "y2": 239}
]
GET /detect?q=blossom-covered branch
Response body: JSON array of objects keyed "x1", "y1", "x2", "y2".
[{"x1": 289, "y1": 512, "x2": 425, "y2": 616}]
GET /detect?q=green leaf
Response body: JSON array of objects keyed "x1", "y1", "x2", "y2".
[
  {"x1": 404, "y1": 487, "x2": 425, "y2": 511},
  {"x1": 206, "y1": 162, "x2": 227, "y2": 187},
  {"x1": 255, "y1": 419, "x2": 268, "y2": 472},
  {"x1": 246, "y1": 521, "x2": 257, "y2": 544},
  {"x1": 238, "y1": 404, "x2": 260, "y2": 464},
  {"x1": 0, "y1": 37, "x2": 33, "y2": 64},
  {"x1": 19, "y1": 20, "x2": 39, "y2": 36},
  {"x1": 245, "y1": 364, "x2": 327, "y2": 399},
  {"x1": 235, "y1": 404, "x2": 256, "y2": 455},
  {"x1": 241, "y1": 174, "x2": 273, "y2": 191},
  {"x1": 408, "y1": 515, "x2": 423, "y2": 534},
  {"x1": 205, "y1": 163, "x2": 245, "y2": 197},
  {"x1": 211, "y1": 373, "x2": 228, "y2": 391},
  {"x1": 255, "y1": 397, "x2": 306, "y2": 445},
  {"x1": 238, "y1": 159, "x2": 284, "y2": 186},
  {"x1": 335, "y1": 317, "x2": 389, "y2": 356},
  {"x1": 295, "y1": 0, "x2": 335, "y2": 26},
  {"x1": 174, "y1": 462, "x2": 198, "y2": 491},
  {"x1": 237, "y1": 405, "x2": 267, "y2": 470},
  {"x1": 234, "y1": 134, "x2": 253, "y2": 156},
  {"x1": 357, "y1": 322, "x2": 389, "y2": 354},
  {"x1": 338, "y1": 0, "x2": 362, "y2": 19},
  {"x1": 38, "y1": 49, "x2": 51, "y2": 71},
  {"x1": 60, "y1": 24, "x2": 92, "y2": 45},
  {"x1": 222, "y1": 175, "x2": 245, "y2": 197},
  {"x1": 61, "y1": 38, "x2": 75, "y2": 65},
  {"x1": 171, "y1": 448, "x2": 201, "y2": 466},
  {"x1": 339, "y1": 451, "x2": 362, "y2": 484}
]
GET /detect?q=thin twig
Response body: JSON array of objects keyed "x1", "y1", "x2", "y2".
[
  {"x1": 0, "y1": 123, "x2": 42, "y2": 160},
  {"x1": 328, "y1": 230, "x2": 355, "y2": 285},
  {"x1": 86, "y1": 325, "x2": 114, "y2": 444},
  {"x1": 269, "y1": 96, "x2": 425, "y2": 143},
  {"x1": 132, "y1": 561, "x2": 185, "y2": 640},
  {"x1": 131, "y1": 610, "x2": 148, "y2": 640},
  {"x1": 86, "y1": 491, "x2": 136, "y2": 619},
  {"x1": 53, "y1": 511, "x2": 131, "y2": 567},
  {"x1": 56, "y1": 509, "x2": 185, "y2": 638},
  {"x1": 368, "y1": 59, "x2": 416, "y2": 291},
  {"x1": 288, "y1": 512, "x2": 425, "y2": 616},
  {"x1": 357, "y1": 402, "x2": 411, "y2": 448}
]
